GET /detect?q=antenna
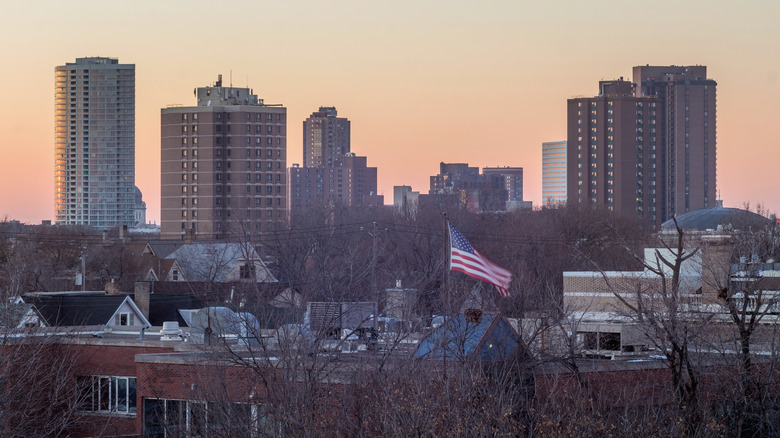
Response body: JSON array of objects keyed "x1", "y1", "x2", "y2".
[{"x1": 230, "y1": 69, "x2": 232, "y2": 87}]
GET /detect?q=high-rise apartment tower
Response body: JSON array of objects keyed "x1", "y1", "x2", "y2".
[
  {"x1": 567, "y1": 79, "x2": 662, "y2": 224},
  {"x1": 160, "y1": 75, "x2": 287, "y2": 240},
  {"x1": 303, "y1": 107, "x2": 350, "y2": 167},
  {"x1": 55, "y1": 57, "x2": 135, "y2": 228},
  {"x1": 633, "y1": 65, "x2": 717, "y2": 219},
  {"x1": 567, "y1": 66, "x2": 717, "y2": 227},
  {"x1": 542, "y1": 141, "x2": 567, "y2": 206}
]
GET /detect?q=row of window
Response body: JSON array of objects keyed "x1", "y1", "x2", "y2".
[
  {"x1": 143, "y1": 398, "x2": 274, "y2": 438},
  {"x1": 77, "y1": 376, "x2": 137, "y2": 415},
  {"x1": 181, "y1": 112, "x2": 284, "y2": 122}
]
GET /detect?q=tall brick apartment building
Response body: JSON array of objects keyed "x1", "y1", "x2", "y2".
[
  {"x1": 161, "y1": 75, "x2": 287, "y2": 241},
  {"x1": 567, "y1": 66, "x2": 717, "y2": 227}
]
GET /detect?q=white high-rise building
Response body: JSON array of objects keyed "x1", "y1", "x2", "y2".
[
  {"x1": 542, "y1": 141, "x2": 567, "y2": 206},
  {"x1": 55, "y1": 57, "x2": 135, "y2": 229}
]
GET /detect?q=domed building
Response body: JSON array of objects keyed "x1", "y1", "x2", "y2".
[
  {"x1": 134, "y1": 186, "x2": 147, "y2": 227},
  {"x1": 661, "y1": 206, "x2": 774, "y2": 232}
]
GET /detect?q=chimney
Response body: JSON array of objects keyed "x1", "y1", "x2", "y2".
[{"x1": 134, "y1": 281, "x2": 151, "y2": 320}]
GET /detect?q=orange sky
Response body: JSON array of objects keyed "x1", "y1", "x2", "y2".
[{"x1": 1, "y1": 1, "x2": 778, "y2": 224}]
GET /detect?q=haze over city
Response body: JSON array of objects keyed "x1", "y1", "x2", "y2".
[{"x1": 1, "y1": 0, "x2": 778, "y2": 224}]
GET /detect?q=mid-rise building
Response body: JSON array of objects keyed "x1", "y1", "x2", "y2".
[
  {"x1": 55, "y1": 57, "x2": 135, "y2": 229},
  {"x1": 427, "y1": 162, "x2": 517, "y2": 212},
  {"x1": 482, "y1": 167, "x2": 524, "y2": 203},
  {"x1": 289, "y1": 107, "x2": 380, "y2": 218},
  {"x1": 393, "y1": 185, "x2": 419, "y2": 216},
  {"x1": 160, "y1": 75, "x2": 287, "y2": 240},
  {"x1": 288, "y1": 154, "x2": 381, "y2": 216},
  {"x1": 542, "y1": 141, "x2": 567, "y2": 206},
  {"x1": 303, "y1": 106, "x2": 350, "y2": 167}
]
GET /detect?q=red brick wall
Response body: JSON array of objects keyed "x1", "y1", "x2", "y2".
[{"x1": 69, "y1": 343, "x2": 177, "y2": 438}]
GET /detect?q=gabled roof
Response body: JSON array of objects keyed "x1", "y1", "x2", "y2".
[
  {"x1": 146, "y1": 240, "x2": 184, "y2": 259},
  {"x1": 164, "y1": 242, "x2": 275, "y2": 282},
  {"x1": 23, "y1": 294, "x2": 148, "y2": 327},
  {"x1": 414, "y1": 313, "x2": 519, "y2": 361},
  {"x1": 0, "y1": 299, "x2": 47, "y2": 328}
]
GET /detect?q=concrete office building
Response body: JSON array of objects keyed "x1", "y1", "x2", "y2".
[
  {"x1": 542, "y1": 141, "x2": 567, "y2": 206},
  {"x1": 55, "y1": 57, "x2": 135, "y2": 228},
  {"x1": 303, "y1": 106, "x2": 350, "y2": 167},
  {"x1": 160, "y1": 75, "x2": 287, "y2": 241}
]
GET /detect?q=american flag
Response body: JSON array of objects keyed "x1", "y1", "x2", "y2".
[{"x1": 448, "y1": 223, "x2": 512, "y2": 297}]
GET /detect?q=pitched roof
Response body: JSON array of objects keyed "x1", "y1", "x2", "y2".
[
  {"x1": 146, "y1": 240, "x2": 184, "y2": 259},
  {"x1": 24, "y1": 294, "x2": 129, "y2": 326},
  {"x1": 414, "y1": 313, "x2": 519, "y2": 361},
  {"x1": 164, "y1": 242, "x2": 275, "y2": 282}
]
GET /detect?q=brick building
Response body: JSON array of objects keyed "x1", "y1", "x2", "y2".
[
  {"x1": 161, "y1": 75, "x2": 287, "y2": 241},
  {"x1": 288, "y1": 154, "x2": 382, "y2": 217}
]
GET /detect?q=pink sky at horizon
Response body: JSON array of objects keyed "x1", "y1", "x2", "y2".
[{"x1": 1, "y1": 1, "x2": 778, "y2": 225}]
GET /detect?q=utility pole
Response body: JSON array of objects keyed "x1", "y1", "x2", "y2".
[
  {"x1": 361, "y1": 222, "x2": 387, "y2": 295},
  {"x1": 81, "y1": 251, "x2": 86, "y2": 292}
]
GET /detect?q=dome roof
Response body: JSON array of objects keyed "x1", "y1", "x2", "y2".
[
  {"x1": 661, "y1": 207, "x2": 772, "y2": 231},
  {"x1": 134, "y1": 186, "x2": 143, "y2": 205}
]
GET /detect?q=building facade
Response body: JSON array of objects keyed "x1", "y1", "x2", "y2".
[
  {"x1": 566, "y1": 66, "x2": 717, "y2": 227},
  {"x1": 482, "y1": 167, "x2": 524, "y2": 203},
  {"x1": 160, "y1": 75, "x2": 287, "y2": 241},
  {"x1": 542, "y1": 140, "x2": 567, "y2": 206},
  {"x1": 633, "y1": 65, "x2": 717, "y2": 219},
  {"x1": 567, "y1": 79, "x2": 662, "y2": 225},
  {"x1": 288, "y1": 154, "x2": 381, "y2": 216},
  {"x1": 303, "y1": 106, "x2": 350, "y2": 168},
  {"x1": 428, "y1": 162, "x2": 520, "y2": 212},
  {"x1": 289, "y1": 107, "x2": 381, "y2": 218},
  {"x1": 55, "y1": 57, "x2": 135, "y2": 229},
  {"x1": 393, "y1": 185, "x2": 419, "y2": 216}
]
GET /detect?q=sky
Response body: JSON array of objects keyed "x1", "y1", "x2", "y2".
[{"x1": 1, "y1": 0, "x2": 779, "y2": 224}]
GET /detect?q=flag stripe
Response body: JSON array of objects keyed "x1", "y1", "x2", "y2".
[
  {"x1": 451, "y1": 251, "x2": 511, "y2": 284},
  {"x1": 448, "y1": 223, "x2": 512, "y2": 296}
]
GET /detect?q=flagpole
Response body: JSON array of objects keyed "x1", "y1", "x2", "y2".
[
  {"x1": 442, "y1": 212, "x2": 449, "y2": 292},
  {"x1": 442, "y1": 212, "x2": 449, "y2": 381}
]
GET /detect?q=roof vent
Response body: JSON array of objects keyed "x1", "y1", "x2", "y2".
[{"x1": 160, "y1": 321, "x2": 183, "y2": 341}]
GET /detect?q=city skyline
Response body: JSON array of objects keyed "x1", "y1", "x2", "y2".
[{"x1": 1, "y1": 1, "x2": 779, "y2": 224}]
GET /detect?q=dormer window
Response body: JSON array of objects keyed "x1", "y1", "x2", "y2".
[
  {"x1": 115, "y1": 312, "x2": 134, "y2": 326},
  {"x1": 239, "y1": 264, "x2": 256, "y2": 280}
]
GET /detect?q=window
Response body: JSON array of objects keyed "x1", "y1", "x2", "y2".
[
  {"x1": 115, "y1": 312, "x2": 134, "y2": 326},
  {"x1": 143, "y1": 399, "x2": 268, "y2": 438},
  {"x1": 240, "y1": 264, "x2": 256, "y2": 279},
  {"x1": 172, "y1": 269, "x2": 179, "y2": 281},
  {"x1": 77, "y1": 376, "x2": 137, "y2": 414}
]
